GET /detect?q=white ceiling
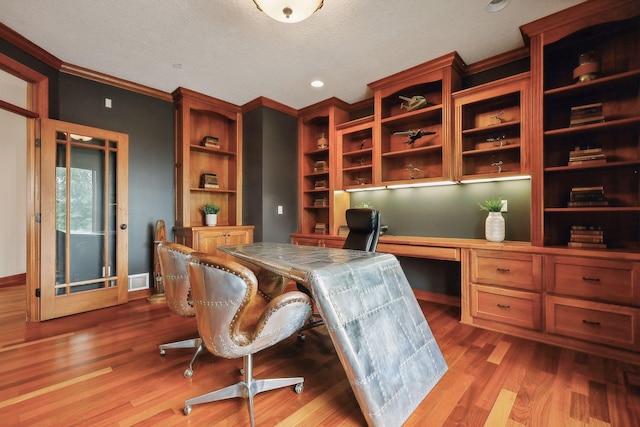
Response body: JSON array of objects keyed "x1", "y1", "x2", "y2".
[{"x1": 0, "y1": 0, "x2": 586, "y2": 110}]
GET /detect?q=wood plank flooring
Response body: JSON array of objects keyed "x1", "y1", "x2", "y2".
[{"x1": 1, "y1": 285, "x2": 639, "y2": 426}]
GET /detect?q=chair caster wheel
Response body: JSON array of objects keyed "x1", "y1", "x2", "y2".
[
  {"x1": 184, "y1": 405, "x2": 192, "y2": 416},
  {"x1": 297, "y1": 333, "x2": 306, "y2": 342},
  {"x1": 159, "y1": 349, "x2": 166, "y2": 355},
  {"x1": 184, "y1": 368, "x2": 193, "y2": 378},
  {"x1": 294, "y1": 383, "x2": 304, "y2": 394}
]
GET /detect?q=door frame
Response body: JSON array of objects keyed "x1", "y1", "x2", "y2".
[{"x1": 0, "y1": 52, "x2": 48, "y2": 321}]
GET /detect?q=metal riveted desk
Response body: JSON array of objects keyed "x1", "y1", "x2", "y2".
[{"x1": 219, "y1": 242, "x2": 447, "y2": 427}]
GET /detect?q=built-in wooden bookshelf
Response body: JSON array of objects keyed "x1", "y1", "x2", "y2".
[
  {"x1": 368, "y1": 52, "x2": 464, "y2": 186},
  {"x1": 453, "y1": 72, "x2": 530, "y2": 181}
]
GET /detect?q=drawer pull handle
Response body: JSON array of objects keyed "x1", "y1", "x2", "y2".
[
  {"x1": 497, "y1": 303, "x2": 511, "y2": 309},
  {"x1": 496, "y1": 268, "x2": 510, "y2": 273},
  {"x1": 582, "y1": 277, "x2": 601, "y2": 283},
  {"x1": 582, "y1": 319, "x2": 601, "y2": 327}
]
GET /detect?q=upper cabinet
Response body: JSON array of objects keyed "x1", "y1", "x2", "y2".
[
  {"x1": 172, "y1": 87, "x2": 242, "y2": 227},
  {"x1": 523, "y1": 0, "x2": 640, "y2": 250},
  {"x1": 369, "y1": 52, "x2": 464, "y2": 186},
  {"x1": 298, "y1": 98, "x2": 350, "y2": 236},
  {"x1": 453, "y1": 72, "x2": 530, "y2": 181},
  {"x1": 337, "y1": 116, "x2": 375, "y2": 191}
]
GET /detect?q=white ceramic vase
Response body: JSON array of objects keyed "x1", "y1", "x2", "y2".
[
  {"x1": 205, "y1": 213, "x2": 217, "y2": 226},
  {"x1": 485, "y1": 212, "x2": 505, "y2": 242}
]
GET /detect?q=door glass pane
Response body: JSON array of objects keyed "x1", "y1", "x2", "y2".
[
  {"x1": 108, "y1": 149, "x2": 117, "y2": 287},
  {"x1": 55, "y1": 143, "x2": 67, "y2": 287},
  {"x1": 69, "y1": 145, "x2": 105, "y2": 292}
]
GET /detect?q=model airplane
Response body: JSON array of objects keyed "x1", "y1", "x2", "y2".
[
  {"x1": 405, "y1": 163, "x2": 421, "y2": 179},
  {"x1": 393, "y1": 129, "x2": 436, "y2": 146},
  {"x1": 399, "y1": 95, "x2": 429, "y2": 111},
  {"x1": 490, "y1": 110, "x2": 505, "y2": 123}
]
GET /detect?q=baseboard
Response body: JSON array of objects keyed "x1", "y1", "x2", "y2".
[
  {"x1": 413, "y1": 289, "x2": 460, "y2": 307},
  {"x1": 128, "y1": 288, "x2": 152, "y2": 301},
  {"x1": 0, "y1": 273, "x2": 26, "y2": 288}
]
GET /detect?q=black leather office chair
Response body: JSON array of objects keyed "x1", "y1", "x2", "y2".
[{"x1": 298, "y1": 208, "x2": 381, "y2": 339}]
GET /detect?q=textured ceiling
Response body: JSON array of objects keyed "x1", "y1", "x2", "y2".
[{"x1": 0, "y1": 0, "x2": 586, "y2": 110}]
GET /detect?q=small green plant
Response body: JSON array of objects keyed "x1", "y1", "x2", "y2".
[
  {"x1": 479, "y1": 196, "x2": 503, "y2": 212},
  {"x1": 202, "y1": 203, "x2": 220, "y2": 214}
]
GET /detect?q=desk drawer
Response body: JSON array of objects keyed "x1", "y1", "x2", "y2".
[
  {"x1": 546, "y1": 295, "x2": 640, "y2": 351},
  {"x1": 471, "y1": 284, "x2": 542, "y2": 331},
  {"x1": 471, "y1": 250, "x2": 541, "y2": 291},
  {"x1": 546, "y1": 256, "x2": 640, "y2": 305}
]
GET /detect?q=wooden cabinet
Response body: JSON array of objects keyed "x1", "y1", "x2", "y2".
[
  {"x1": 544, "y1": 255, "x2": 640, "y2": 352},
  {"x1": 464, "y1": 249, "x2": 542, "y2": 332},
  {"x1": 522, "y1": 1, "x2": 640, "y2": 249},
  {"x1": 453, "y1": 73, "x2": 530, "y2": 181},
  {"x1": 368, "y1": 52, "x2": 463, "y2": 186},
  {"x1": 174, "y1": 226, "x2": 253, "y2": 258},
  {"x1": 290, "y1": 234, "x2": 344, "y2": 249},
  {"x1": 337, "y1": 117, "x2": 375, "y2": 190},
  {"x1": 172, "y1": 87, "x2": 242, "y2": 228},
  {"x1": 298, "y1": 99, "x2": 351, "y2": 236},
  {"x1": 546, "y1": 295, "x2": 640, "y2": 352}
]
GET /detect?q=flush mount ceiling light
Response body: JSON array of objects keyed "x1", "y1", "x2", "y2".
[
  {"x1": 486, "y1": 0, "x2": 509, "y2": 13},
  {"x1": 253, "y1": 0, "x2": 324, "y2": 23}
]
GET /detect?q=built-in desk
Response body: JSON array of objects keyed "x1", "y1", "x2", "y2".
[
  {"x1": 219, "y1": 242, "x2": 448, "y2": 427},
  {"x1": 291, "y1": 234, "x2": 640, "y2": 364}
]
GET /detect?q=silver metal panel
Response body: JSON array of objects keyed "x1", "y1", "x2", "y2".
[{"x1": 219, "y1": 243, "x2": 447, "y2": 427}]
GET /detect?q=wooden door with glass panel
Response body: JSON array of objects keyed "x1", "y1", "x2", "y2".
[{"x1": 39, "y1": 119, "x2": 128, "y2": 320}]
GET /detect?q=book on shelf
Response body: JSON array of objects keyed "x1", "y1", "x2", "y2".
[
  {"x1": 568, "y1": 224, "x2": 605, "y2": 248},
  {"x1": 200, "y1": 173, "x2": 219, "y2": 189},
  {"x1": 569, "y1": 102, "x2": 604, "y2": 127},
  {"x1": 567, "y1": 241, "x2": 607, "y2": 249},
  {"x1": 201, "y1": 135, "x2": 220, "y2": 149},
  {"x1": 314, "y1": 223, "x2": 328, "y2": 234},
  {"x1": 314, "y1": 179, "x2": 327, "y2": 189},
  {"x1": 567, "y1": 200, "x2": 609, "y2": 207},
  {"x1": 313, "y1": 161, "x2": 328, "y2": 173},
  {"x1": 313, "y1": 197, "x2": 329, "y2": 207},
  {"x1": 338, "y1": 225, "x2": 350, "y2": 237}
]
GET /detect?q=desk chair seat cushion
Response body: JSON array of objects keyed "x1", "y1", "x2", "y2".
[
  {"x1": 343, "y1": 208, "x2": 381, "y2": 252},
  {"x1": 187, "y1": 254, "x2": 313, "y2": 358}
]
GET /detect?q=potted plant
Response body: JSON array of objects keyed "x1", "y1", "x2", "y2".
[
  {"x1": 479, "y1": 196, "x2": 505, "y2": 242},
  {"x1": 202, "y1": 203, "x2": 220, "y2": 226}
]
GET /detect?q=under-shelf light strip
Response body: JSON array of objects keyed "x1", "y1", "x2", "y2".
[{"x1": 344, "y1": 175, "x2": 530, "y2": 191}]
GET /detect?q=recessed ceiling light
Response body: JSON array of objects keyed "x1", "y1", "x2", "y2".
[
  {"x1": 486, "y1": 0, "x2": 509, "y2": 13},
  {"x1": 311, "y1": 80, "x2": 324, "y2": 88}
]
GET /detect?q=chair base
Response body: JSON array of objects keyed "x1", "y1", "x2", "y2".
[
  {"x1": 159, "y1": 337, "x2": 205, "y2": 378},
  {"x1": 184, "y1": 353, "x2": 304, "y2": 427}
]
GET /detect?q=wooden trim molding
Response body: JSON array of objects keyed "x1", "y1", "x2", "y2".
[
  {"x1": 0, "y1": 22, "x2": 62, "y2": 70},
  {"x1": 61, "y1": 63, "x2": 173, "y2": 102},
  {"x1": 464, "y1": 47, "x2": 529, "y2": 76},
  {"x1": 242, "y1": 96, "x2": 298, "y2": 117}
]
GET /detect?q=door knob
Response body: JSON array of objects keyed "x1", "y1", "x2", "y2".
[{"x1": 120, "y1": 224, "x2": 127, "y2": 230}]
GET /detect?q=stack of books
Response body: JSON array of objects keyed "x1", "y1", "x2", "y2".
[
  {"x1": 568, "y1": 146, "x2": 606, "y2": 166},
  {"x1": 201, "y1": 135, "x2": 220, "y2": 149},
  {"x1": 314, "y1": 223, "x2": 328, "y2": 234},
  {"x1": 314, "y1": 179, "x2": 327, "y2": 189},
  {"x1": 570, "y1": 103, "x2": 604, "y2": 127},
  {"x1": 313, "y1": 160, "x2": 328, "y2": 173},
  {"x1": 199, "y1": 173, "x2": 219, "y2": 189},
  {"x1": 313, "y1": 197, "x2": 329, "y2": 207},
  {"x1": 568, "y1": 225, "x2": 606, "y2": 249},
  {"x1": 568, "y1": 185, "x2": 608, "y2": 207}
]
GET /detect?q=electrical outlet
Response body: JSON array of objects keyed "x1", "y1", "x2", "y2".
[
  {"x1": 105, "y1": 98, "x2": 112, "y2": 108},
  {"x1": 501, "y1": 200, "x2": 508, "y2": 212},
  {"x1": 277, "y1": 205, "x2": 283, "y2": 215}
]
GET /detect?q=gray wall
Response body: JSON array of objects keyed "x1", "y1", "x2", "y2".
[
  {"x1": 351, "y1": 179, "x2": 531, "y2": 241},
  {"x1": 58, "y1": 74, "x2": 175, "y2": 276},
  {"x1": 243, "y1": 106, "x2": 298, "y2": 243}
]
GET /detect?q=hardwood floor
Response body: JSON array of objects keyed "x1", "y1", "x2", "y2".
[{"x1": 1, "y1": 285, "x2": 639, "y2": 426}]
